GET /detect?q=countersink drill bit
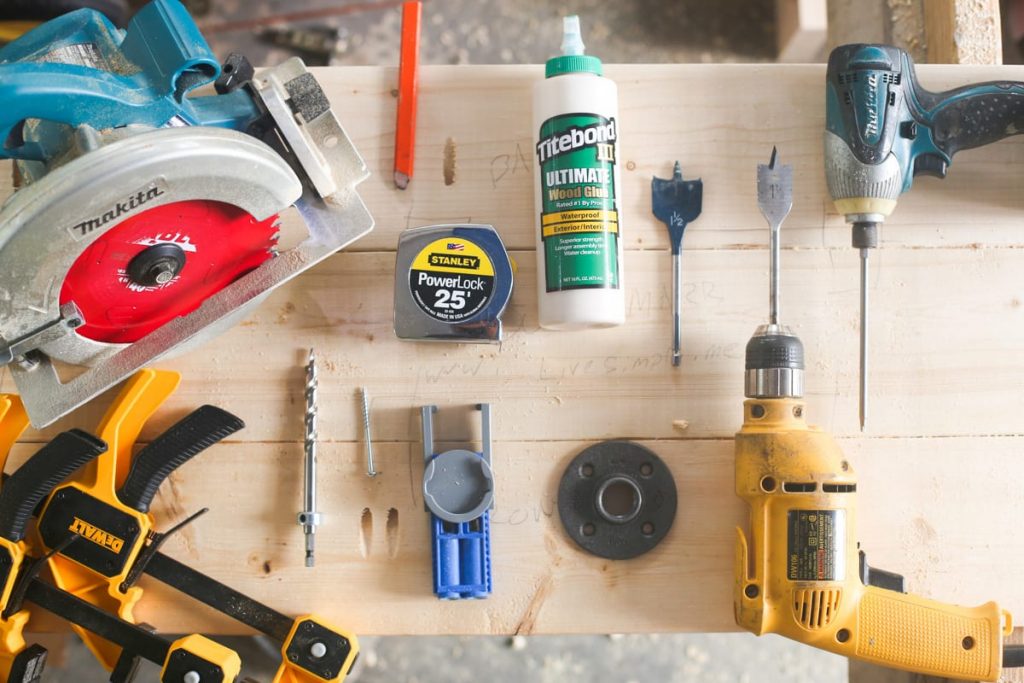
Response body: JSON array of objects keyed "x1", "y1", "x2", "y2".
[{"x1": 298, "y1": 349, "x2": 321, "y2": 567}]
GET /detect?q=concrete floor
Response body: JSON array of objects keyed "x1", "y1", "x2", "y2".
[
  {"x1": 57, "y1": 633, "x2": 846, "y2": 682},
  {"x1": 43, "y1": 1, "x2": 846, "y2": 681},
  {"x1": 195, "y1": 0, "x2": 776, "y2": 67}
]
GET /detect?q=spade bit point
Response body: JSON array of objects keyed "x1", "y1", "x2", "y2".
[{"x1": 651, "y1": 162, "x2": 703, "y2": 368}]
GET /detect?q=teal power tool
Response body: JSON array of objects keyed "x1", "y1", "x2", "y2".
[
  {"x1": 825, "y1": 44, "x2": 1024, "y2": 430},
  {"x1": 0, "y1": 0, "x2": 372, "y2": 428}
]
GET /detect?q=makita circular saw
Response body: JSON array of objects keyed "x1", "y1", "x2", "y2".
[{"x1": 0, "y1": 0, "x2": 373, "y2": 426}]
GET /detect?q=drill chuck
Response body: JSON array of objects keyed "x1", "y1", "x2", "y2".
[
  {"x1": 744, "y1": 324, "x2": 804, "y2": 399},
  {"x1": 851, "y1": 221, "x2": 879, "y2": 250}
]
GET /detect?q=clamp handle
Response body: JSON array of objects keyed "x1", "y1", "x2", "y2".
[
  {"x1": 0, "y1": 429, "x2": 107, "y2": 542},
  {"x1": 118, "y1": 406, "x2": 244, "y2": 513}
]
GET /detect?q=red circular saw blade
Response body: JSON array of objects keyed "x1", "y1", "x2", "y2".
[{"x1": 59, "y1": 200, "x2": 278, "y2": 344}]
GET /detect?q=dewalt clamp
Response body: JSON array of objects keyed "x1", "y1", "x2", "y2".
[
  {"x1": 0, "y1": 395, "x2": 241, "y2": 682},
  {"x1": 32, "y1": 369, "x2": 359, "y2": 681}
]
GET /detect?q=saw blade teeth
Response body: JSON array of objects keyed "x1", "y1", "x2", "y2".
[{"x1": 59, "y1": 202, "x2": 283, "y2": 345}]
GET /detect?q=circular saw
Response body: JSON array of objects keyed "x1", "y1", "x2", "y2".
[{"x1": 0, "y1": 0, "x2": 374, "y2": 427}]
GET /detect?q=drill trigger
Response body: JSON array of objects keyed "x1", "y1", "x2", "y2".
[
  {"x1": 912, "y1": 153, "x2": 948, "y2": 179},
  {"x1": 858, "y1": 550, "x2": 906, "y2": 593}
]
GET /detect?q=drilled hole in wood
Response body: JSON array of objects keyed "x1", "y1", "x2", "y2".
[
  {"x1": 359, "y1": 507, "x2": 372, "y2": 559},
  {"x1": 386, "y1": 507, "x2": 400, "y2": 559}
]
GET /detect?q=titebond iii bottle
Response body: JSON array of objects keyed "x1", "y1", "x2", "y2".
[{"x1": 533, "y1": 15, "x2": 624, "y2": 330}]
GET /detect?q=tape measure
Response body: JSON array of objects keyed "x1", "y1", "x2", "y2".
[{"x1": 394, "y1": 224, "x2": 513, "y2": 343}]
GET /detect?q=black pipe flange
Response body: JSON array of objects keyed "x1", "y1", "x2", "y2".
[{"x1": 557, "y1": 440, "x2": 677, "y2": 560}]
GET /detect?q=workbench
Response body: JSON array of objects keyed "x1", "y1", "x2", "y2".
[{"x1": 3, "y1": 63, "x2": 1024, "y2": 662}]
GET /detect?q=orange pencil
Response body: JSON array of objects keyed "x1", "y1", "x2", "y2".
[{"x1": 393, "y1": 1, "x2": 421, "y2": 189}]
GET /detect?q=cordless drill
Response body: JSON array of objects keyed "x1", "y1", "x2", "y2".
[
  {"x1": 824, "y1": 44, "x2": 1024, "y2": 430},
  {"x1": 735, "y1": 149, "x2": 1017, "y2": 681}
]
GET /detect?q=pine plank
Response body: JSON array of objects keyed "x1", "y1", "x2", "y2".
[
  {"x1": 5, "y1": 247, "x2": 1024, "y2": 442},
  {"x1": 9, "y1": 433, "x2": 1024, "y2": 636},
  {"x1": 1, "y1": 65, "x2": 1024, "y2": 642}
]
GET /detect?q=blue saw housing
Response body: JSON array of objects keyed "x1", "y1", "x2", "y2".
[{"x1": 0, "y1": 0, "x2": 261, "y2": 162}]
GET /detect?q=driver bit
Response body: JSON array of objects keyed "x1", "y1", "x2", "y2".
[{"x1": 298, "y1": 349, "x2": 321, "y2": 567}]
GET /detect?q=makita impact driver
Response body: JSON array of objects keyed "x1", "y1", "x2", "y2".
[{"x1": 824, "y1": 44, "x2": 1024, "y2": 429}]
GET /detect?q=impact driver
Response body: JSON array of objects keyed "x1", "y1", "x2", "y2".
[
  {"x1": 824, "y1": 44, "x2": 1024, "y2": 430},
  {"x1": 735, "y1": 149, "x2": 1019, "y2": 681}
]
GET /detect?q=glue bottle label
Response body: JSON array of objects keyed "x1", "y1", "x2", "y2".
[
  {"x1": 408, "y1": 237, "x2": 496, "y2": 323},
  {"x1": 536, "y1": 113, "x2": 620, "y2": 292}
]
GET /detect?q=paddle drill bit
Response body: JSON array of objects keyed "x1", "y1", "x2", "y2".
[
  {"x1": 651, "y1": 162, "x2": 703, "y2": 367},
  {"x1": 299, "y1": 349, "x2": 321, "y2": 567},
  {"x1": 757, "y1": 148, "x2": 793, "y2": 326},
  {"x1": 746, "y1": 148, "x2": 799, "y2": 401}
]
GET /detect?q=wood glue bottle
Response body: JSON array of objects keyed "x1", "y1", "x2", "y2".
[{"x1": 533, "y1": 15, "x2": 624, "y2": 330}]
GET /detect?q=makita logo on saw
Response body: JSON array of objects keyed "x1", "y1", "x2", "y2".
[{"x1": 69, "y1": 186, "x2": 165, "y2": 239}]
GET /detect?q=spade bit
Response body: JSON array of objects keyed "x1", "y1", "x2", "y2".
[
  {"x1": 651, "y1": 162, "x2": 703, "y2": 367},
  {"x1": 756, "y1": 148, "x2": 793, "y2": 328}
]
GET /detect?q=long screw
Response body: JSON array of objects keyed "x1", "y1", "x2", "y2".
[
  {"x1": 298, "y1": 349, "x2": 320, "y2": 568},
  {"x1": 360, "y1": 387, "x2": 378, "y2": 477}
]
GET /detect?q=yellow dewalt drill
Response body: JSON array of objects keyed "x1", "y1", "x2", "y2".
[{"x1": 733, "y1": 149, "x2": 1017, "y2": 681}]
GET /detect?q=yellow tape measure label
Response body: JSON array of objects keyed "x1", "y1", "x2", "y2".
[{"x1": 409, "y1": 237, "x2": 496, "y2": 323}]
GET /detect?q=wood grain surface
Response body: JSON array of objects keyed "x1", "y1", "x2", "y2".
[{"x1": 3, "y1": 64, "x2": 1024, "y2": 638}]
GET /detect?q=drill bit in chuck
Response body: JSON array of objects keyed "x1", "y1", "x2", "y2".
[
  {"x1": 747, "y1": 148, "x2": 803, "y2": 400},
  {"x1": 852, "y1": 221, "x2": 878, "y2": 432},
  {"x1": 298, "y1": 348, "x2": 321, "y2": 567}
]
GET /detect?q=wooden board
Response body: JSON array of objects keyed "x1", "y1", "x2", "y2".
[
  {"x1": 777, "y1": 0, "x2": 827, "y2": 62},
  {"x1": 3, "y1": 64, "x2": 1024, "y2": 638},
  {"x1": 924, "y1": 0, "x2": 1003, "y2": 64}
]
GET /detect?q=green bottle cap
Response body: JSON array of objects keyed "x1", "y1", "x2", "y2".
[{"x1": 546, "y1": 54, "x2": 603, "y2": 78}]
